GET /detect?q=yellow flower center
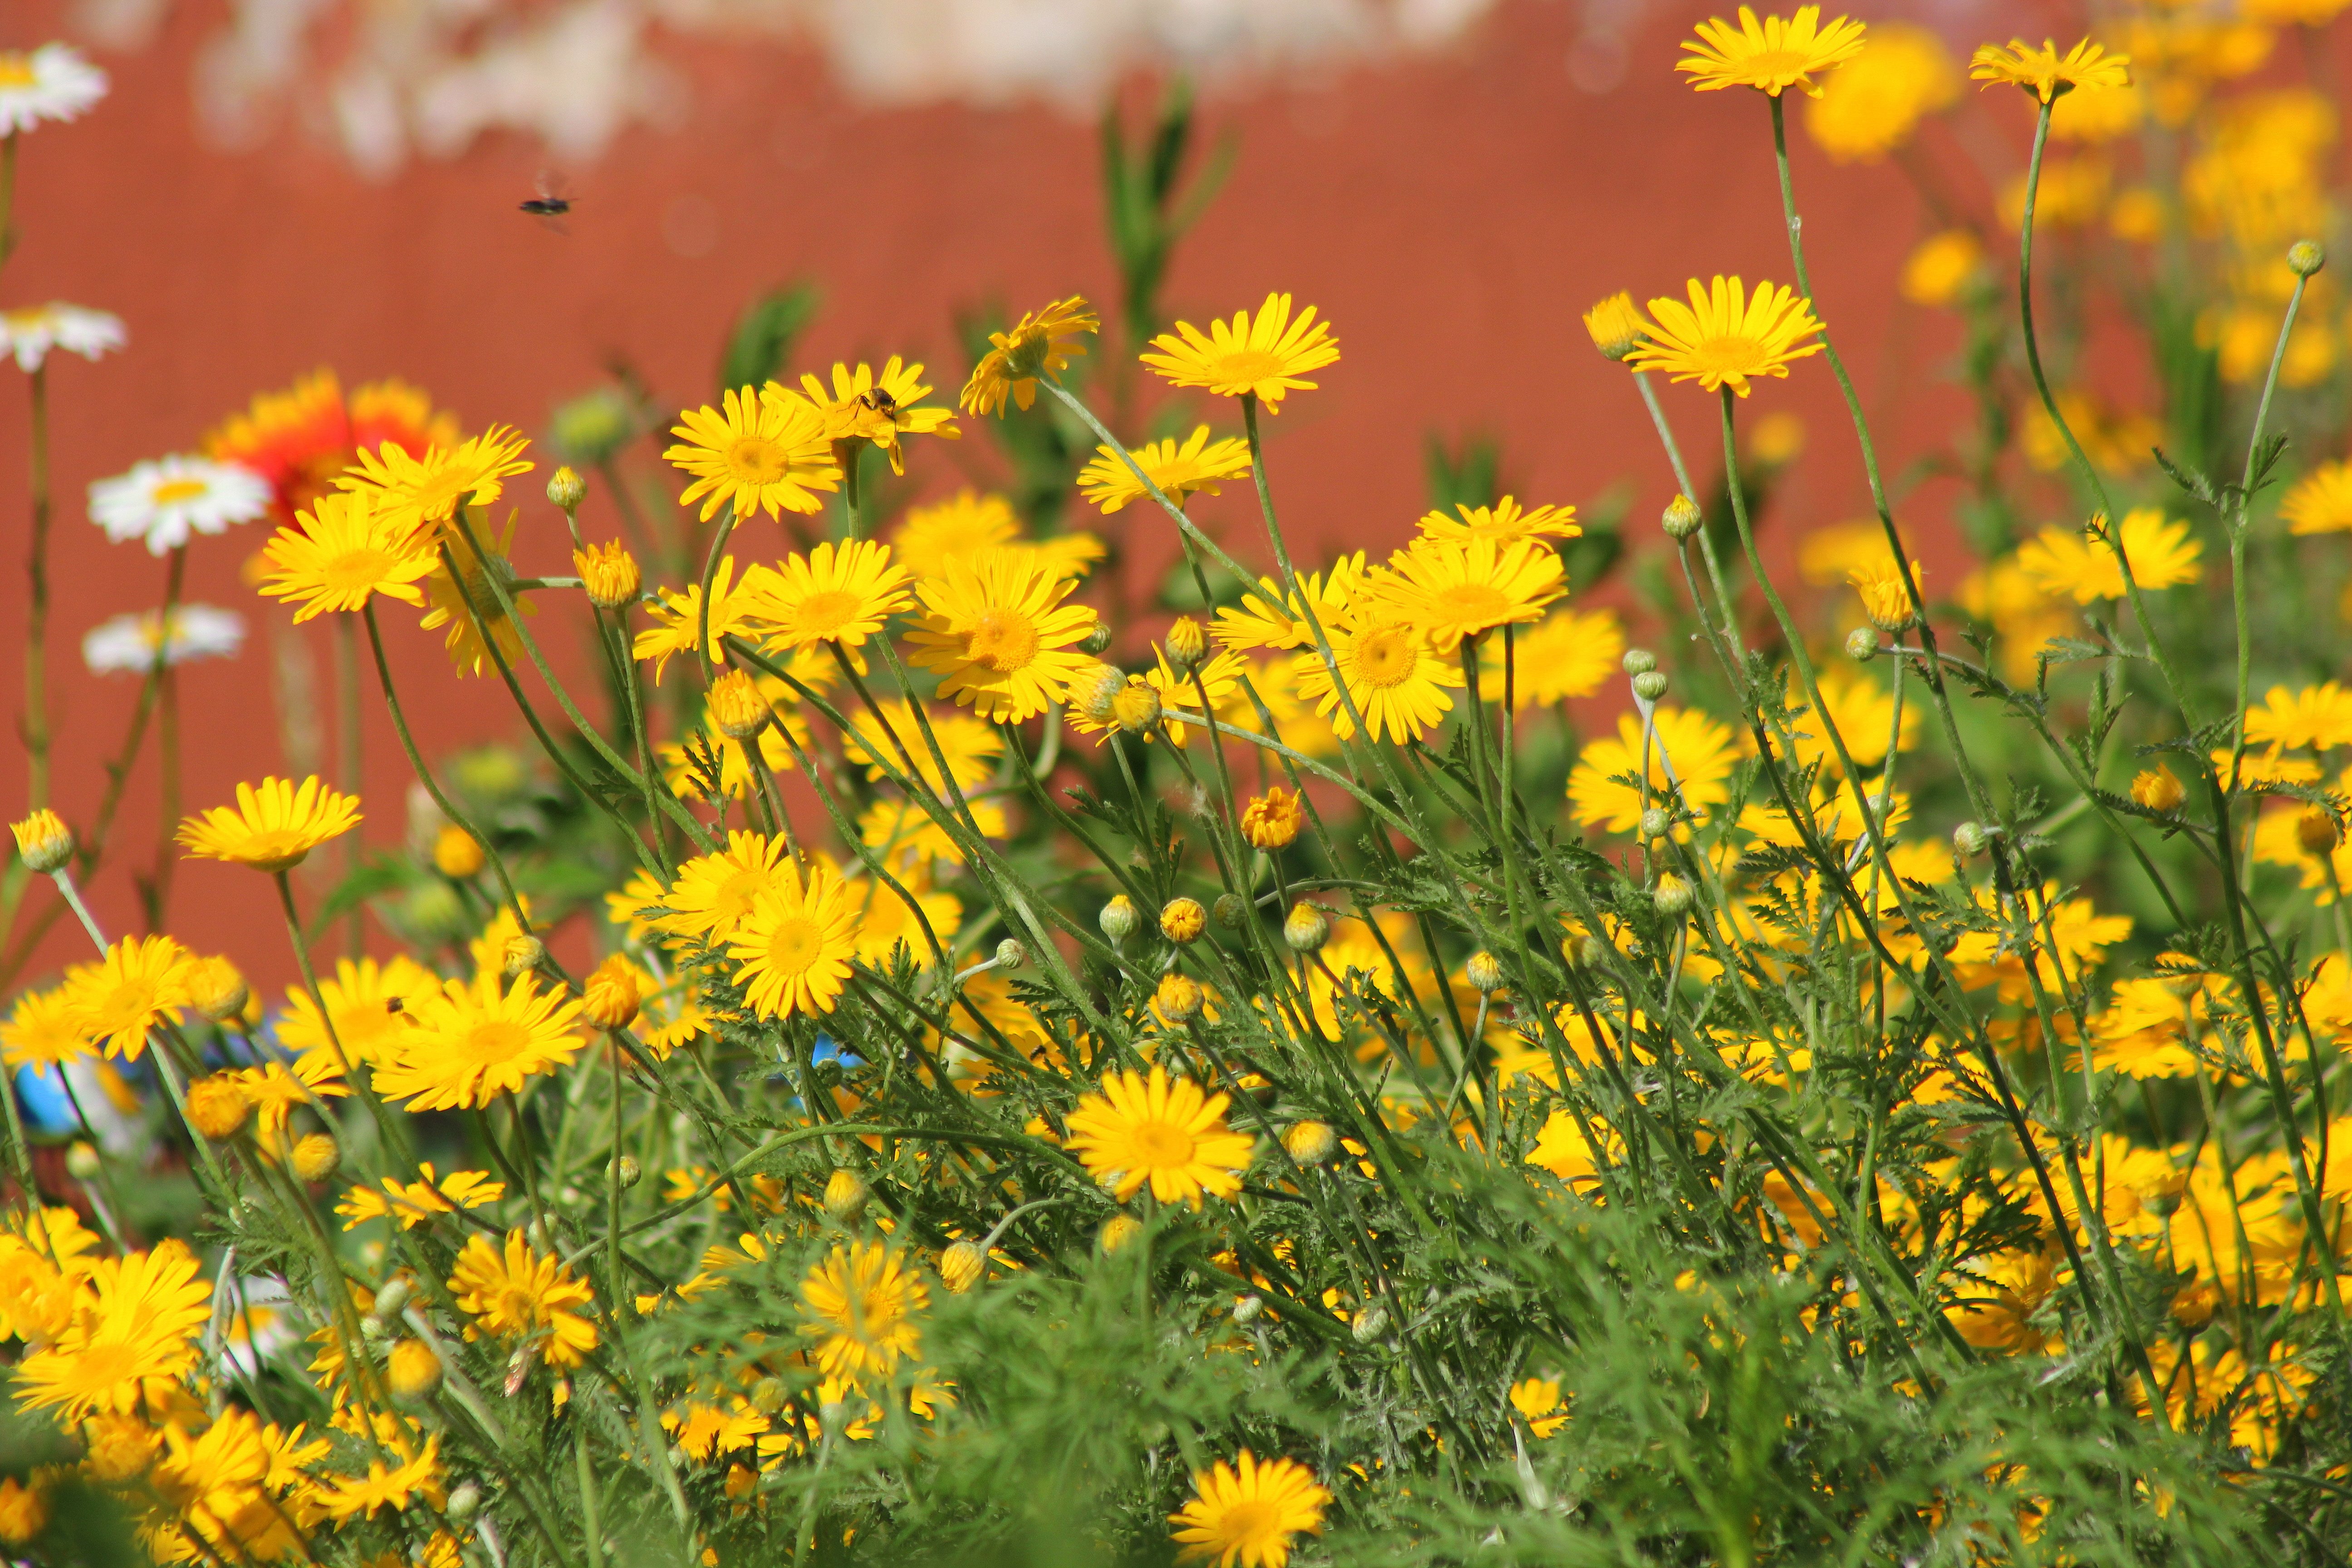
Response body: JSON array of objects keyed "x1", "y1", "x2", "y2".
[
  {"x1": 727, "y1": 436, "x2": 790, "y2": 485},
  {"x1": 1352, "y1": 626, "x2": 1419, "y2": 688},
  {"x1": 764, "y1": 914, "x2": 826, "y2": 975},
  {"x1": 0, "y1": 57, "x2": 34, "y2": 90},
  {"x1": 148, "y1": 478, "x2": 210, "y2": 506},
  {"x1": 230, "y1": 828, "x2": 312, "y2": 870},
  {"x1": 1211, "y1": 1500, "x2": 1283, "y2": 1549},
  {"x1": 1433, "y1": 582, "x2": 1514, "y2": 627},
  {"x1": 461, "y1": 1019, "x2": 532, "y2": 1067},
  {"x1": 791, "y1": 589, "x2": 863, "y2": 640},
  {"x1": 491, "y1": 1284, "x2": 543, "y2": 1332},
  {"x1": 323, "y1": 545, "x2": 398, "y2": 594},
  {"x1": 1208, "y1": 348, "x2": 1287, "y2": 385},
  {"x1": 965, "y1": 608, "x2": 1039, "y2": 674},
  {"x1": 713, "y1": 867, "x2": 770, "y2": 924},
  {"x1": 1692, "y1": 335, "x2": 1769, "y2": 377},
  {"x1": 1739, "y1": 48, "x2": 1812, "y2": 82},
  {"x1": 1128, "y1": 1119, "x2": 1196, "y2": 1168}
]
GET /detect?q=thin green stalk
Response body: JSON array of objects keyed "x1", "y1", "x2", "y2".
[
  {"x1": 335, "y1": 612, "x2": 366, "y2": 957},
  {"x1": 23, "y1": 364, "x2": 50, "y2": 813}
]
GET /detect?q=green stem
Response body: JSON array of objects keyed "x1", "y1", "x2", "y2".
[{"x1": 23, "y1": 364, "x2": 49, "y2": 813}]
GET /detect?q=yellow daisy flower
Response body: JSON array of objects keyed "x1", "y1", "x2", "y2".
[
  {"x1": 845, "y1": 872, "x2": 962, "y2": 969},
  {"x1": 660, "y1": 684, "x2": 816, "y2": 804},
  {"x1": 858, "y1": 793, "x2": 1009, "y2": 871},
  {"x1": 902, "y1": 549, "x2": 1100, "y2": 723},
  {"x1": 1900, "y1": 230, "x2": 1986, "y2": 308},
  {"x1": 1366, "y1": 537, "x2": 1566, "y2": 652},
  {"x1": 372, "y1": 972, "x2": 586, "y2": 1111},
  {"x1": 633, "y1": 554, "x2": 753, "y2": 683},
  {"x1": 739, "y1": 539, "x2": 912, "y2": 652},
  {"x1": 418, "y1": 508, "x2": 536, "y2": 678},
  {"x1": 1078, "y1": 426, "x2": 1254, "y2": 514},
  {"x1": 889, "y1": 490, "x2": 1109, "y2": 588},
  {"x1": 839, "y1": 698, "x2": 1003, "y2": 793},
  {"x1": 1803, "y1": 21, "x2": 1958, "y2": 160},
  {"x1": 0, "y1": 985, "x2": 92, "y2": 1071},
  {"x1": 1141, "y1": 293, "x2": 1339, "y2": 411},
  {"x1": 2281, "y1": 461, "x2": 2352, "y2": 534},
  {"x1": 1170, "y1": 1450, "x2": 1330, "y2": 1568},
  {"x1": 656, "y1": 830, "x2": 794, "y2": 944},
  {"x1": 13, "y1": 1240, "x2": 212, "y2": 1421},
  {"x1": 1415, "y1": 495, "x2": 1580, "y2": 545},
  {"x1": 2245, "y1": 683, "x2": 2352, "y2": 753},
  {"x1": 1627, "y1": 276, "x2": 1827, "y2": 396},
  {"x1": 1568, "y1": 706, "x2": 1745, "y2": 831},
  {"x1": 794, "y1": 357, "x2": 959, "y2": 474},
  {"x1": 276, "y1": 955, "x2": 436, "y2": 1075},
  {"x1": 1970, "y1": 37, "x2": 2131, "y2": 103},
  {"x1": 1294, "y1": 620, "x2": 1462, "y2": 744},
  {"x1": 448, "y1": 1229, "x2": 598, "y2": 1367},
  {"x1": 798, "y1": 1240, "x2": 926, "y2": 1386},
  {"x1": 1211, "y1": 555, "x2": 1368, "y2": 653},
  {"x1": 1484, "y1": 606, "x2": 1625, "y2": 708},
  {"x1": 960, "y1": 295, "x2": 1099, "y2": 416},
  {"x1": 258, "y1": 490, "x2": 437, "y2": 622},
  {"x1": 726, "y1": 860, "x2": 862, "y2": 1019},
  {"x1": 336, "y1": 424, "x2": 534, "y2": 541},
  {"x1": 335, "y1": 1162, "x2": 505, "y2": 1230},
  {"x1": 666, "y1": 385, "x2": 839, "y2": 522},
  {"x1": 1066, "y1": 1066, "x2": 1255, "y2": 1208},
  {"x1": 176, "y1": 775, "x2": 361, "y2": 873},
  {"x1": 60, "y1": 934, "x2": 191, "y2": 1060},
  {"x1": 313, "y1": 1430, "x2": 446, "y2": 1520},
  {"x1": 2015, "y1": 508, "x2": 2202, "y2": 603},
  {"x1": 1678, "y1": 6, "x2": 1869, "y2": 98}
]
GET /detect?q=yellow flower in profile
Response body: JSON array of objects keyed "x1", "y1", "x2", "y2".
[
  {"x1": 1169, "y1": 1450, "x2": 1330, "y2": 1568},
  {"x1": 740, "y1": 539, "x2": 912, "y2": 651},
  {"x1": 960, "y1": 295, "x2": 1098, "y2": 416},
  {"x1": 448, "y1": 1229, "x2": 598, "y2": 1367},
  {"x1": 1416, "y1": 495, "x2": 1580, "y2": 546},
  {"x1": 633, "y1": 554, "x2": 752, "y2": 683},
  {"x1": 1569, "y1": 706, "x2": 1745, "y2": 831},
  {"x1": 1367, "y1": 537, "x2": 1566, "y2": 652},
  {"x1": 1803, "y1": 22, "x2": 1958, "y2": 160},
  {"x1": 657, "y1": 829, "x2": 794, "y2": 942},
  {"x1": 418, "y1": 508, "x2": 536, "y2": 677},
  {"x1": 372, "y1": 971, "x2": 586, "y2": 1111},
  {"x1": 840, "y1": 699, "x2": 1004, "y2": 793},
  {"x1": 336, "y1": 1163, "x2": 506, "y2": 1230},
  {"x1": 1067, "y1": 1067, "x2": 1254, "y2": 1208},
  {"x1": 276, "y1": 954, "x2": 435, "y2": 1074},
  {"x1": 1212, "y1": 555, "x2": 1367, "y2": 653},
  {"x1": 902, "y1": 549, "x2": 1100, "y2": 722},
  {"x1": 2017, "y1": 509, "x2": 2202, "y2": 603},
  {"x1": 1970, "y1": 38, "x2": 2132, "y2": 103},
  {"x1": 666, "y1": 385, "x2": 839, "y2": 522},
  {"x1": 726, "y1": 860, "x2": 863, "y2": 1020},
  {"x1": 1678, "y1": 7, "x2": 1868, "y2": 98},
  {"x1": 13, "y1": 1240, "x2": 212, "y2": 1421},
  {"x1": 1142, "y1": 294, "x2": 1338, "y2": 411},
  {"x1": 259, "y1": 490, "x2": 438, "y2": 621},
  {"x1": 337, "y1": 424, "x2": 534, "y2": 541},
  {"x1": 60, "y1": 935, "x2": 191, "y2": 1060},
  {"x1": 1900, "y1": 230, "x2": 1985, "y2": 308},
  {"x1": 0, "y1": 986, "x2": 90, "y2": 1071},
  {"x1": 891, "y1": 488, "x2": 1106, "y2": 586},
  {"x1": 2244, "y1": 683, "x2": 2352, "y2": 753},
  {"x1": 794, "y1": 357, "x2": 959, "y2": 474},
  {"x1": 1582, "y1": 292, "x2": 1644, "y2": 360},
  {"x1": 1850, "y1": 559, "x2": 1923, "y2": 631},
  {"x1": 799, "y1": 1240, "x2": 927, "y2": 1385},
  {"x1": 1294, "y1": 619, "x2": 1463, "y2": 743},
  {"x1": 1627, "y1": 276, "x2": 1826, "y2": 396},
  {"x1": 2281, "y1": 461, "x2": 2352, "y2": 534},
  {"x1": 176, "y1": 775, "x2": 361, "y2": 873},
  {"x1": 1078, "y1": 426, "x2": 1254, "y2": 513}
]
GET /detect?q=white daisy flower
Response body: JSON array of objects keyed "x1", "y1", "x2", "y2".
[
  {"x1": 0, "y1": 44, "x2": 108, "y2": 135},
  {"x1": 88, "y1": 455, "x2": 270, "y2": 554},
  {"x1": 82, "y1": 604, "x2": 247, "y2": 675},
  {"x1": 0, "y1": 302, "x2": 124, "y2": 372}
]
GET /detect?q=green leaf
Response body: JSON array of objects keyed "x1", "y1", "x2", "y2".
[{"x1": 717, "y1": 281, "x2": 821, "y2": 400}]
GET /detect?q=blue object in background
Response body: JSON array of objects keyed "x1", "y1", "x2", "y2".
[
  {"x1": 812, "y1": 1034, "x2": 864, "y2": 1070},
  {"x1": 13, "y1": 1063, "x2": 77, "y2": 1136}
]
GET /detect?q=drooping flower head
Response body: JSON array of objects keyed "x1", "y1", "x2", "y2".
[
  {"x1": 740, "y1": 539, "x2": 912, "y2": 652},
  {"x1": 0, "y1": 44, "x2": 108, "y2": 134},
  {"x1": 337, "y1": 423, "x2": 534, "y2": 543},
  {"x1": 176, "y1": 775, "x2": 361, "y2": 873},
  {"x1": 960, "y1": 296, "x2": 1098, "y2": 416},
  {"x1": 1678, "y1": 7, "x2": 1868, "y2": 98},
  {"x1": 372, "y1": 971, "x2": 586, "y2": 1110},
  {"x1": 1970, "y1": 38, "x2": 2132, "y2": 104},
  {"x1": 1079, "y1": 426, "x2": 1256, "y2": 513},
  {"x1": 902, "y1": 548, "x2": 1101, "y2": 722},
  {"x1": 1416, "y1": 495, "x2": 1580, "y2": 546},
  {"x1": 447, "y1": 1230, "x2": 598, "y2": 1367},
  {"x1": 87, "y1": 456, "x2": 270, "y2": 557},
  {"x1": 794, "y1": 357, "x2": 959, "y2": 474},
  {"x1": 1066, "y1": 1066, "x2": 1255, "y2": 1208},
  {"x1": 798, "y1": 1240, "x2": 926, "y2": 1386},
  {"x1": 1170, "y1": 1450, "x2": 1331, "y2": 1568},
  {"x1": 1626, "y1": 276, "x2": 1826, "y2": 396},
  {"x1": 207, "y1": 368, "x2": 459, "y2": 525},
  {"x1": 1142, "y1": 293, "x2": 1338, "y2": 411},
  {"x1": 259, "y1": 488, "x2": 440, "y2": 622}
]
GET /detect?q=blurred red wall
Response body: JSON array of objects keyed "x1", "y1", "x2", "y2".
[{"x1": 1, "y1": 0, "x2": 2028, "y2": 992}]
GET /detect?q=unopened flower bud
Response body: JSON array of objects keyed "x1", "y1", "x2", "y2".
[
  {"x1": 1284, "y1": 1120, "x2": 1337, "y2": 1166},
  {"x1": 359, "y1": 1314, "x2": 387, "y2": 1343},
  {"x1": 1097, "y1": 1214, "x2": 1143, "y2": 1254},
  {"x1": 1622, "y1": 649, "x2": 1656, "y2": 677},
  {"x1": 1632, "y1": 670, "x2": 1669, "y2": 702},
  {"x1": 64, "y1": 1142, "x2": 100, "y2": 1181},
  {"x1": 574, "y1": 539, "x2": 641, "y2": 610},
  {"x1": 1952, "y1": 821, "x2": 1989, "y2": 858},
  {"x1": 2129, "y1": 767, "x2": 2184, "y2": 813},
  {"x1": 186, "y1": 1075, "x2": 252, "y2": 1142},
  {"x1": 994, "y1": 937, "x2": 1027, "y2": 971},
  {"x1": 446, "y1": 1480, "x2": 482, "y2": 1523},
  {"x1": 1653, "y1": 873, "x2": 1694, "y2": 916},
  {"x1": 9, "y1": 809, "x2": 73, "y2": 875},
  {"x1": 1155, "y1": 971, "x2": 1205, "y2": 1023},
  {"x1": 608, "y1": 1154, "x2": 642, "y2": 1189},
  {"x1": 388, "y1": 1338, "x2": 442, "y2": 1401},
  {"x1": 1465, "y1": 951, "x2": 1505, "y2": 994},
  {"x1": 503, "y1": 934, "x2": 546, "y2": 979},
  {"x1": 1845, "y1": 626, "x2": 1878, "y2": 662},
  {"x1": 708, "y1": 668, "x2": 770, "y2": 740},
  {"x1": 1233, "y1": 1293, "x2": 1264, "y2": 1324},
  {"x1": 1078, "y1": 663, "x2": 1125, "y2": 723},
  {"x1": 1578, "y1": 934, "x2": 1608, "y2": 968},
  {"x1": 1166, "y1": 616, "x2": 1208, "y2": 672},
  {"x1": 2297, "y1": 807, "x2": 2341, "y2": 858},
  {"x1": 823, "y1": 1169, "x2": 870, "y2": 1221},
  {"x1": 1080, "y1": 618, "x2": 1114, "y2": 656},
  {"x1": 291, "y1": 1133, "x2": 340, "y2": 1182},
  {"x1": 547, "y1": 466, "x2": 588, "y2": 511},
  {"x1": 1099, "y1": 894, "x2": 1140, "y2": 942},
  {"x1": 1240, "y1": 787, "x2": 1305, "y2": 850},
  {"x1": 2289, "y1": 240, "x2": 2326, "y2": 278},
  {"x1": 582, "y1": 953, "x2": 642, "y2": 1031},
  {"x1": 432, "y1": 823, "x2": 486, "y2": 879},
  {"x1": 1352, "y1": 1304, "x2": 1389, "y2": 1343},
  {"x1": 1112, "y1": 679, "x2": 1162, "y2": 736},
  {"x1": 1638, "y1": 808, "x2": 1671, "y2": 841},
  {"x1": 372, "y1": 1279, "x2": 415, "y2": 1321},
  {"x1": 1284, "y1": 902, "x2": 1331, "y2": 953},
  {"x1": 1159, "y1": 897, "x2": 1206, "y2": 944},
  {"x1": 1661, "y1": 494, "x2": 1703, "y2": 540},
  {"x1": 1213, "y1": 892, "x2": 1249, "y2": 930},
  {"x1": 940, "y1": 1240, "x2": 987, "y2": 1294},
  {"x1": 1581, "y1": 291, "x2": 1642, "y2": 362},
  {"x1": 184, "y1": 956, "x2": 250, "y2": 1024}
]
